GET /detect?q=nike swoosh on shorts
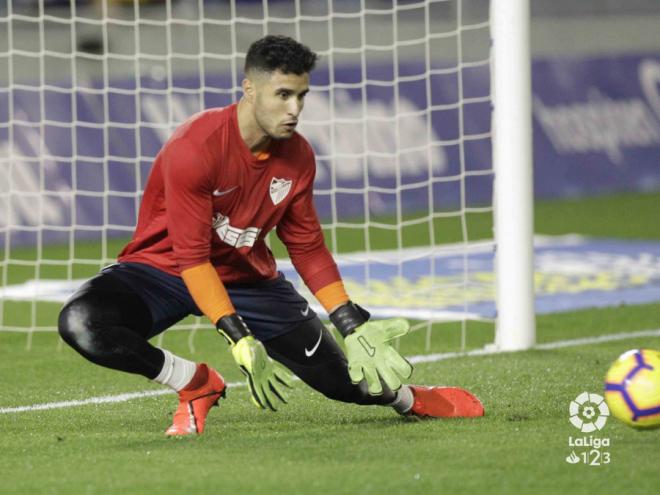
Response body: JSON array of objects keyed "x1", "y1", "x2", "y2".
[{"x1": 305, "y1": 331, "x2": 323, "y2": 357}]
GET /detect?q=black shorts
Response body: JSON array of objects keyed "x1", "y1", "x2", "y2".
[{"x1": 94, "y1": 262, "x2": 317, "y2": 341}]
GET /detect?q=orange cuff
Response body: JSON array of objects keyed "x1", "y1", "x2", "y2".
[
  {"x1": 181, "y1": 262, "x2": 235, "y2": 324},
  {"x1": 314, "y1": 280, "x2": 349, "y2": 314}
]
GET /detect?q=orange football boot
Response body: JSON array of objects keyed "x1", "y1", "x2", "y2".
[
  {"x1": 407, "y1": 386, "x2": 484, "y2": 418},
  {"x1": 166, "y1": 364, "x2": 226, "y2": 436}
]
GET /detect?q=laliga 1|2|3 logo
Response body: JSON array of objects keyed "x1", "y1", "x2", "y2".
[{"x1": 565, "y1": 392, "x2": 611, "y2": 466}]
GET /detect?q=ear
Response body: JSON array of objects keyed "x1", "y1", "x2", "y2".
[{"x1": 242, "y1": 77, "x2": 255, "y2": 103}]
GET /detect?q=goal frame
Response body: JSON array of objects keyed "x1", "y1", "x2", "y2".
[{"x1": 0, "y1": 0, "x2": 536, "y2": 351}]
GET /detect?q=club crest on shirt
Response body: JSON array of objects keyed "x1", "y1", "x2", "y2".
[{"x1": 269, "y1": 177, "x2": 292, "y2": 205}]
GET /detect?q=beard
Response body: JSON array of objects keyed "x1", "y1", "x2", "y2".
[{"x1": 254, "y1": 109, "x2": 296, "y2": 141}]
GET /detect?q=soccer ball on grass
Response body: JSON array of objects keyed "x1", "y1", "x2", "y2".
[{"x1": 604, "y1": 348, "x2": 660, "y2": 429}]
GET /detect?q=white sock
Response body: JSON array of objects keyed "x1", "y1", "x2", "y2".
[
  {"x1": 390, "y1": 385, "x2": 414, "y2": 414},
  {"x1": 152, "y1": 349, "x2": 197, "y2": 391}
]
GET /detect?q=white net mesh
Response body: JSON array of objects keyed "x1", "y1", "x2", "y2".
[{"x1": 0, "y1": 0, "x2": 494, "y2": 351}]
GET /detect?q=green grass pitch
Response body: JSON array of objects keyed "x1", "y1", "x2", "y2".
[{"x1": 1, "y1": 192, "x2": 659, "y2": 494}]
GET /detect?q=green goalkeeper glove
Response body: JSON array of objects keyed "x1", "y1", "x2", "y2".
[
  {"x1": 330, "y1": 302, "x2": 413, "y2": 396},
  {"x1": 217, "y1": 314, "x2": 293, "y2": 411}
]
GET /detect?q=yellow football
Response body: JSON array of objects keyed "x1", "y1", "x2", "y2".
[{"x1": 604, "y1": 349, "x2": 660, "y2": 429}]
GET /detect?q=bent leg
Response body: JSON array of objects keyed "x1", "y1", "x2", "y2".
[
  {"x1": 262, "y1": 317, "x2": 397, "y2": 406},
  {"x1": 58, "y1": 272, "x2": 164, "y2": 379}
]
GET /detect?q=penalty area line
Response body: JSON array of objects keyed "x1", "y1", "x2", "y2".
[{"x1": 2, "y1": 329, "x2": 659, "y2": 415}]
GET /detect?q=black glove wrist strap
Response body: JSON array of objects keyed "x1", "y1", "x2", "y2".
[
  {"x1": 216, "y1": 313, "x2": 251, "y2": 346},
  {"x1": 329, "y1": 302, "x2": 371, "y2": 337}
]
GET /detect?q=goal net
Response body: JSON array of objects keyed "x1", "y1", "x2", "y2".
[{"x1": 0, "y1": 0, "x2": 533, "y2": 352}]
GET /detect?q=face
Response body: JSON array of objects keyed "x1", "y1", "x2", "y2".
[{"x1": 246, "y1": 70, "x2": 310, "y2": 140}]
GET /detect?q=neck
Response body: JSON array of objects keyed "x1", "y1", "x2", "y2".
[{"x1": 237, "y1": 98, "x2": 272, "y2": 155}]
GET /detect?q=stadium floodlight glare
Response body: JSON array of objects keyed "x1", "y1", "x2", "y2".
[{"x1": 0, "y1": 0, "x2": 534, "y2": 352}]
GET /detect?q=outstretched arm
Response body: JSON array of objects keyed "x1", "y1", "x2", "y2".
[
  {"x1": 181, "y1": 263, "x2": 293, "y2": 411},
  {"x1": 277, "y1": 148, "x2": 413, "y2": 396}
]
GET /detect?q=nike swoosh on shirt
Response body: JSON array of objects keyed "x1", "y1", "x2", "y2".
[
  {"x1": 213, "y1": 186, "x2": 238, "y2": 197},
  {"x1": 305, "y1": 330, "x2": 324, "y2": 358},
  {"x1": 300, "y1": 305, "x2": 310, "y2": 317}
]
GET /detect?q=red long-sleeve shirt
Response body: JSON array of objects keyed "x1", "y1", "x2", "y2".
[{"x1": 118, "y1": 103, "x2": 341, "y2": 294}]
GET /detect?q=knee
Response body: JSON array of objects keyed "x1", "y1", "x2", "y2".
[{"x1": 58, "y1": 299, "x2": 96, "y2": 353}]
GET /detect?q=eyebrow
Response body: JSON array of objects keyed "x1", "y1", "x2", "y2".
[{"x1": 275, "y1": 87, "x2": 309, "y2": 96}]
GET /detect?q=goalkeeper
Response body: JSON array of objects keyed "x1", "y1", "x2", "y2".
[{"x1": 57, "y1": 35, "x2": 483, "y2": 436}]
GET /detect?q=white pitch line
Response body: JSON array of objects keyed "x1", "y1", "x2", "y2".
[
  {"x1": 2, "y1": 329, "x2": 659, "y2": 415},
  {"x1": 408, "y1": 328, "x2": 660, "y2": 364},
  {"x1": 0, "y1": 381, "x2": 245, "y2": 415},
  {"x1": 0, "y1": 389, "x2": 174, "y2": 414},
  {"x1": 533, "y1": 329, "x2": 660, "y2": 350}
]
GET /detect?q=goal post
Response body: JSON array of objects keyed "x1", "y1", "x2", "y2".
[
  {"x1": 0, "y1": 0, "x2": 535, "y2": 352},
  {"x1": 491, "y1": 0, "x2": 535, "y2": 350}
]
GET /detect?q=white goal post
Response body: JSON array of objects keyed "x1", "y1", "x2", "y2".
[
  {"x1": 491, "y1": 0, "x2": 535, "y2": 350},
  {"x1": 0, "y1": 0, "x2": 535, "y2": 352}
]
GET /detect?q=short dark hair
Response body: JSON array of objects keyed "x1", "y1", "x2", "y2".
[{"x1": 245, "y1": 35, "x2": 318, "y2": 76}]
